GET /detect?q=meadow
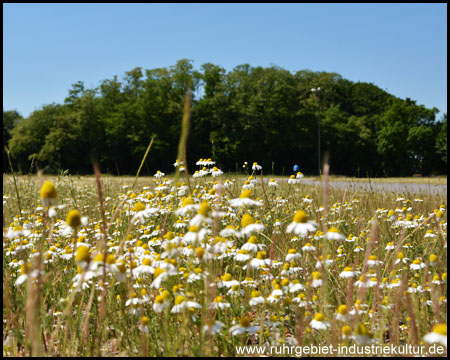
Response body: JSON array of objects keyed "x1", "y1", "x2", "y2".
[{"x1": 2, "y1": 165, "x2": 447, "y2": 356}]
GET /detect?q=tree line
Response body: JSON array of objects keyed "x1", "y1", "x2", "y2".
[{"x1": 4, "y1": 59, "x2": 447, "y2": 177}]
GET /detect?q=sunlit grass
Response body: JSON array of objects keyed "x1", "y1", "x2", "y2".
[{"x1": 2, "y1": 170, "x2": 447, "y2": 356}]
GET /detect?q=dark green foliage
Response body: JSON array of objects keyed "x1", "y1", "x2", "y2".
[
  {"x1": 5, "y1": 60, "x2": 447, "y2": 176},
  {"x1": 3, "y1": 110, "x2": 22, "y2": 168}
]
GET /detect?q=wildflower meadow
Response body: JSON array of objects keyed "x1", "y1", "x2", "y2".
[{"x1": 2, "y1": 158, "x2": 447, "y2": 356}]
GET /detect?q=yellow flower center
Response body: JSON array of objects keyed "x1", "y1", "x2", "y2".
[
  {"x1": 293, "y1": 210, "x2": 308, "y2": 223},
  {"x1": 239, "y1": 316, "x2": 251, "y2": 328},
  {"x1": 198, "y1": 202, "x2": 212, "y2": 217},
  {"x1": 241, "y1": 214, "x2": 255, "y2": 228},
  {"x1": 314, "y1": 313, "x2": 325, "y2": 321},
  {"x1": 223, "y1": 273, "x2": 232, "y2": 282},
  {"x1": 175, "y1": 295, "x2": 185, "y2": 305},
  {"x1": 188, "y1": 225, "x2": 200, "y2": 233},
  {"x1": 133, "y1": 202, "x2": 146, "y2": 212},
  {"x1": 142, "y1": 258, "x2": 152, "y2": 266},
  {"x1": 154, "y1": 267, "x2": 164, "y2": 278},
  {"x1": 40, "y1": 181, "x2": 57, "y2": 199},
  {"x1": 182, "y1": 197, "x2": 194, "y2": 207},
  {"x1": 433, "y1": 324, "x2": 447, "y2": 335},
  {"x1": 355, "y1": 323, "x2": 370, "y2": 336},
  {"x1": 195, "y1": 247, "x2": 205, "y2": 258},
  {"x1": 256, "y1": 251, "x2": 266, "y2": 260},
  {"x1": 66, "y1": 209, "x2": 82, "y2": 228},
  {"x1": 75, "y1": 246, "x2": 90, "y2": 263},
  {"x1": 342, "y1": 325, "x2": 352, "y2": 335},
  {"x1": 248, "y1": 236, "x2": 258, "y2": 244}
]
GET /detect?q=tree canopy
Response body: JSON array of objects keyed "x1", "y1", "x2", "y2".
[{"x1": 4, "y1": 60, "x2": 447, "y2": 176}]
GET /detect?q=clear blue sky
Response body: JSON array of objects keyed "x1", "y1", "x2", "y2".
[{"x1": 3, "y1": 3, "x2": 447, "y2": 119}]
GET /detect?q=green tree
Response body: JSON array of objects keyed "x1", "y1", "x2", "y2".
[
  {"x1": 3, "y1": 110, "x2": 22, "y2": 170},
  {"x1": 436, "y1": 113, "x2": 447, "y2": 164}
]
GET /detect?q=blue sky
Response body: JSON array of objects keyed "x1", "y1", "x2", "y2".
[{"x1": 3, "y1": 3, "x2": 447, "y2": 119}]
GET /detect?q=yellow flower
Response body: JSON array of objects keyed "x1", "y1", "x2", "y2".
[
  {"x1": 293, "y1": 210, "x2": 308, "y2": 223},
  {"x1": 195, "y1": 247, "x2": 205, "y2": 258},
  {"x1": 342, "y1": 325, "x2": 352, "y2": 336},
  {"x1": 241, "y1": 214, "x2": 255, "y2": 228},
  {"x1": 75, "y1": 246, "x2": 90, "y2": 263},
  {"x1": 133, "y1": 202, "x2": 146, "y2": 212},
  {"x1": 314, "y1": 313, "x2": 325, "y2": 321},
  {"x1": 239, "y1": 316, "x2": 251, "y2": 328},
  {"x1": 40, "y1": 181, "x2": 57, "y2": 207},
  {"x1": 66, "y1": 209, "x2": 82, "y2": 228},
  {"x1": 198, "y1": 202, "x2": 212, "y2": 217}
]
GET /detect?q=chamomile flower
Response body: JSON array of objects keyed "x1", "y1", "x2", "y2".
[
  {"x1": 286, "y1": 210, "x2": 317, "y2": 237},
  {"x1": 252, "y1": 162, "x2": 262, "y2": 171},
  {"x1": 288, "y1": 279, "x2": 305, "y2": 293},
  {"x1": 394, "y1": 251, "x2": 409, "y2": 264},
  {"x1": 170, "y1": 295, "x2": 201, "y2": 313},
  {"x1": 325, "y1": 227, "x2": 345, "y2": 241},
  {"x1": 335, "y1": 305, "x2": 348, "y2": 322},
  {"x1": 310, "y1": 313, "x2": 330, "y2": 330},
  {"x1": 210, "y1": 167, "x2": 224, "y2": 177},
  {"x1": 241, "y1": 235, "x2": 265, "y2": 252},
  {"x1": 249, "y1": 251, "x2": 272, "y2": 269},
  {"x1": 189, "y1": 202, "x2": 212, "y2": 228},
  {"x1": 339, "y1": 267, "x2": 357, "y2": 279},
  {"x1": 302, "y1": 195, "x2": 313, "y2": 203},
  {"x1": 218, "y1": 273, "x2": 240, "y2": 288},
  {"x1": 249, "y1": 290, "x2": 265, "y2": 306},
  {"x1": 235, "y1": 249, "x2": 252, "y2": 262},
  {"x1": 302, "y1": 243, "x2": 316, "y2": 252},
  {"x1": 209, "y1": 296, "x2": 231, "y2": 310},
  {"x1": 150, "y1": 266, "x2": 176, "y2": 289},
  {"x1": 410, "y1": 259, "x2": 426, "y2": 270},
  {"x1": 239, "y1": 214, "x2": 264, "y2": 237},
  {"x1": 424, "y1": 323, "x2": 447, "y2": 346},
  {"x1": 131, "y1": 202, "x2": 159, "y2": 224},
  {"x1": 366, "y1": 255, "x2": 382, "y2": 267},
  {"x1": 132, "y1": 258, "x2": 154, "y2": 277},
  {"x1": 173, "y1": 160, "x2": 185, "y2": 171},
  {"x1": 40, "y1": 180, "x2": 57, "y2": 208},
  {"x1": 175, "y1": 197, "x2": 199, "y2": 216},
  {"x1": 288, "y1": 175, "x2": 299, "y2": 184},
  {"x1": 152, "y1": 290, "x2": 171, "y2": 313},
  {"x1": 311, "y1": 271, "x2": 323, "y2": 287},
  {"x1": 229, "y1": 316, "x2": 259, "y2": 336},
  {"x1": 229, "y1": 190, "x2": 263, "y2": 208},
  {"x1": 285, "y1": 249, "x2": 301, "y2": 262},
  {"x1": 352, "y1": 323, "x2": 374, "y2": 345},
  {"x1": 203, "y1": 321, "x2": 225, "y2": 335},
  {"x1": 154, "y1": 170, "x2": 165, "y2": 178}
]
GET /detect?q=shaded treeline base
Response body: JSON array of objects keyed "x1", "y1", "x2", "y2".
[{"x1": 3, "y1": 59, "x2": 447, "y2": 176}]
